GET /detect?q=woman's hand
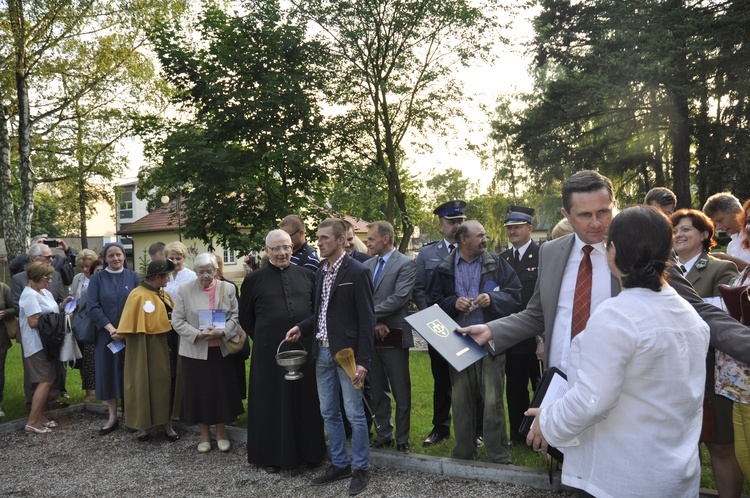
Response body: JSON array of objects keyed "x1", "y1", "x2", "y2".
[
  {"x1": 111, "y1": 333, "x2": 124, "y2": 342},
  {"x1": 524, "y1": 407, "x2": 549, "y2": 453},
  {"x1": 199, "y1": 327, "x2": 223, "y2": 340}
]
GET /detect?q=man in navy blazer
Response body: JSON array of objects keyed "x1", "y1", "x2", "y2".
[
  {"x1": 364, "y1": 221, "x2": 417, "y2": 453},
  {"x1": 286, "y1": 218, "x2": 375, "y2": 496}
]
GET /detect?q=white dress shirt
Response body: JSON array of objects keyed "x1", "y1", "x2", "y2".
[
  {"x1": 727, "y1": 232, "x2": 750, "y2": 263},
  {"x1": 539, "y1": 286, "x2": 709, "y2": 498},
  {"x1": 166, "y1": 268, "x2": 197, "y2": 299},
  {"x1": 548, "y1": 235, "x2": 611, "y2": 372}
]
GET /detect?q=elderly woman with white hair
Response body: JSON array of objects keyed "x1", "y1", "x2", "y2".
[{"x1": 172, "y1": 253, "x2": 244, "y2": 453}]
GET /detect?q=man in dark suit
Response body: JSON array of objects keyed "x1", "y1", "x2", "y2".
[
  {"x1": 412, "y1": 199, "x2": 466, "y2": 447},
  {"x1": 286, "y1": 218, "x2": 375, "y2": 496},
  {"x1": 460, "y1": 169, "x2": 750, "y2": 372},
  {"x1": 12, "y1": 243, "x2": 69, "y2": 411},
  {"x1": 428, "y1": 220, "x2": 521, "y2": 464},
  {"x1": 364, "y1": 221, "x2": 417, "y2": 453},
  {"x1": 499, "y1": 205, "x2": 542, "y2": 447}
]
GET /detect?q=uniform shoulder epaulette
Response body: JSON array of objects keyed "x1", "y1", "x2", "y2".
[{"x1": 421, "y1": 240, "x2": 438, "y2": 247}]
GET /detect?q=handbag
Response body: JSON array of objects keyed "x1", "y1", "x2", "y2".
[
  {"x1": 718, "y1": 284, "x2": 750, "y2": 325},
  {"x1": 216, "y1": 281, "x2": 247, "y2": 354},
  {"x1": 0, "y1": 283, "x2": 19, "y2": 340},
  {"x1": 72, "y1": 303, "x2": 97, "y2": 344},
  {"x1": 59, "y1": 315, "x2": 82, "y2": 364}
]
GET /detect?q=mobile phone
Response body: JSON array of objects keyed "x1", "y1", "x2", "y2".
[{"x1": 43, "y1": 240, "x2": 59, "y2": 248}]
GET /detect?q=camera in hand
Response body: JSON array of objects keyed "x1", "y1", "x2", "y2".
[{"x1": 43, "y1": 240, "x2": 59, "y2": 248}]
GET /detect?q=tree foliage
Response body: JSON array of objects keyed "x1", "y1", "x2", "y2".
[
  {"x1": 291, "y1": 0, "x2": 502, "y2": 252},
  {"x1": 139, "y1": 0, "x2": 331, "y2": 251},
  {"x1": 0, "y1": 0, "x2": 183, "y2": 253},
  {"x1": 500, "y1": 0, "x2": 750, "y2": 208}
]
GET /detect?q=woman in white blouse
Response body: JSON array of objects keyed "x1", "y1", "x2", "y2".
[{"x1": 526, "y1": 205, "x2": 710, "y2": 497}]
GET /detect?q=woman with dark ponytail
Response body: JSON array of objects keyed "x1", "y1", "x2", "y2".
[{"x1": 526, "y1": 205, "x2": 710, "y2": 497}]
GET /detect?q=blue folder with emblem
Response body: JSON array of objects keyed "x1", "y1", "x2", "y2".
[{"x1": 406, "y1": 304, "x2": 486, "y2": 372}]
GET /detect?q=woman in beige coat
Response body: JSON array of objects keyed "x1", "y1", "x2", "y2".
[{"x1": 172, "y1": 253, "x2": 244, "y2": 453}]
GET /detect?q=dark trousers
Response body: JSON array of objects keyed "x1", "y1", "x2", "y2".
[
  {"x1": 428, "y1": 344, "x2": 452, "y2": 434},
  {"x1": 505, "y1": 353, "x2": 542, "y2": 442}
]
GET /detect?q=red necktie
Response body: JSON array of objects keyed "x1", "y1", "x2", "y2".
[{"x1": 571, "y1": 245, "x2": 594, "y2": 339}]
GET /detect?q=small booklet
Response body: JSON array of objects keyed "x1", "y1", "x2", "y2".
[
  {"x1": 519, "y1": 366, "x2": 568, "y2": 462},
  {"x1": 198, "y1": 309, "x2": 227, "y2": 330},
  {"x1": 64, "y1": 298, "x2": 77, "y2": 314},
  {"x1": 107, "y1": 340, "x2": 125, "y2": 354}
]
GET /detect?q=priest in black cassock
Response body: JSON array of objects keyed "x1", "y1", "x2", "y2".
[{"x1": 239, "y1": 229, "x2": 326, "y2": 473}]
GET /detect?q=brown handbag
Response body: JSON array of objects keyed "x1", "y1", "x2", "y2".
[
  {"x1": 718, "y1": 284, "x2": 750, "y2": 325},
  {"x1": 216, "y1": 281, "x2": 247, "y2": 354}
]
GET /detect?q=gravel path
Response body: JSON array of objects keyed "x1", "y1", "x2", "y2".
[{"x1": 0, "y1": 411, "x2": 564, "y2": 497}]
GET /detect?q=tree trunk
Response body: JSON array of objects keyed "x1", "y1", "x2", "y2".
[
  {"x1": 670, "y1": 91, "x2": 691, "y2": 209},
  {"x1": 76, "y1": 112, "x2": 89, "y2": 248},
  {"x1": 0, "y1": 106, "x2": 21, "y2": 257},
  {"x1": 9, "y1": 0, "x2": 33, "y2": 254}
]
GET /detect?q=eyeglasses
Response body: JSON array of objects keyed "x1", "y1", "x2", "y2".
[
  {"x1": 43, "y1": 276, "x2": 53, "y2": 282},
  {"x1": 41, "y1": 255, "x2": 54, "y2": 260},
  {"x1": 196, "y1": 269, "x2": 215, "y2": 276},
  {"x1": 269, "y1": 245, "x2": 293, "y2": 253}
]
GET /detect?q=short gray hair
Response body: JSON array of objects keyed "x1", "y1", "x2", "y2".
[
  {"x1": 703, "y1": 192, "x2": 741, "y2": 216},
  {"x1": 266, "y1": 229, "x2": 291, "y2": 248},
  {"x1": 193, "y1": 253, "x2": 218, "y2": 269},
  {"x1": 27, "y1": 243, "x2": 47, "y2": 259}
]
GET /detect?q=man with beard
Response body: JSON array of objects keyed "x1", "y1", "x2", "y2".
[
  {"x1": 427, "y1": 220, "x2": 521, "y2": 463},
  {"x1": 240, "y1": 230, "x2": 326, "y2": 473}
]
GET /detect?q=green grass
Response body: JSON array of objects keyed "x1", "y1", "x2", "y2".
[{"x1": 0, "y1": 343, "x2": 737, "y2": 490}]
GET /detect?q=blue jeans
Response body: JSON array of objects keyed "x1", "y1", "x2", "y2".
[{"x1": 316, "y1": 345, "x2": 369, "y2": 471}]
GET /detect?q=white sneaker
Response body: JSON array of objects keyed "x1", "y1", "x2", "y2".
[{"x1": 0, "y1": 408, "x2": 5, "y2": 417}]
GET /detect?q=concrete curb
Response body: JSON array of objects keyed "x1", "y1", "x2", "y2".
[{"x1": 0, "y1": 403, "x2": 740, "y2": 497}]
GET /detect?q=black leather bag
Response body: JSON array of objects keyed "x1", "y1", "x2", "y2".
[{"x1": 72, "y1": 305, "x2": 97, "y2": 344}]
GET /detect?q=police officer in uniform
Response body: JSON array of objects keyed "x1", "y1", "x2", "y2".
[
  {"x1": 499, "y1": 205, "x2": 542, "y2": 447},
  {"x1": 413, "y1": 200, "x2": 466, "y2": 446}
]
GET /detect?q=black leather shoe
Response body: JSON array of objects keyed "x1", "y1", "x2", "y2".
[
  {"x1": 349, "y1": 469, "x2": 369, "y2": 496},
  {"x1": 370, "y1": 438, "x2": 394, "y2": 449},
  {"x1": 422, "y1": 431, "x2": 448, "y2": 447},
  {"x1": 265, "y1": 466, "x2": 280, "y2": 474},
  {"x1": 165, "y1": 432, "x2": 180, "y2": 442},
  {"x1": 397, "y1": 443, "x2": 410, "y2": 454},
  {"x1": 311, "y1": 464, "x2": 352, "y2": 486},
  {"x1": 98, "y1": 420, "x2": 119, "y2": 436}
]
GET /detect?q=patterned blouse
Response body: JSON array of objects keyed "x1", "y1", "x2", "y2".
[{"x1": 715, "y1": 267, "x2": 750, "y2": 404}]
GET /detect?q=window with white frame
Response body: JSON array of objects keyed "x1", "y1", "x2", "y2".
[
  {"x1": 118, "y1": 190, "x2": 134, "y2": 220},
  {"x1": 223, "y1": 247, "x2": 237, "y2": 264}
]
